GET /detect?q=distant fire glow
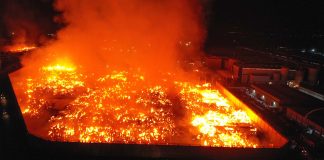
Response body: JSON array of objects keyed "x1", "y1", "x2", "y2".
[
  {"x1": 3, "y1": 45, "x2": 37, "y2": 53},
  {"x1": 11, "y1": 62, "x2": 265, "y2": 147}
]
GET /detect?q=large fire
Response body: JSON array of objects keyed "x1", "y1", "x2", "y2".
[
  {"x1": 7, "y1": 0, "x2": 273, "y2": 148},
  {"x1": 11, "y1": 62, "x2": 263, "y2": 148}
]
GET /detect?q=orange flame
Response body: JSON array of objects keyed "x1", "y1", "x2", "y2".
[{"x1": 12, "y1": 62, "x2": 262, "y2": 147}]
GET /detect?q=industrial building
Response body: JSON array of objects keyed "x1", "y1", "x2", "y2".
[
  {"x1": 205, "y1": 48, "x2": 323, "y2": 87},
  {"x1": 251, "y1": 84, "x2": 324, "y2": 141},
  {"x1": 204, "y1": 56, "x2": 297, "y2": 84}
]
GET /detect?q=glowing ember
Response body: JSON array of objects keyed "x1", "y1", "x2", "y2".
[
  {"x1": 3, "y1": 45, "x2": 37, "y2": 53},
  {"x1": 12, "y1": 62, "x2": 263, "y2": 147}
]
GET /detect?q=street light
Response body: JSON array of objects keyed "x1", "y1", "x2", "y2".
[
  {"x1": 311, "y1": 48, "x2": 316, "y2": 52},
  {"x1": 1, "y1": 94, "x2": 9, "y2": 120},
  {"x1": 0, "y1": 94, "x2": 7, "y2": 106}
]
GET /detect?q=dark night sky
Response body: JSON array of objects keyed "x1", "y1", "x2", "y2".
[
  {"x1": 207, "y1": 0, "x2": 324, "y2": 33},
  {"x1": 205, "y1": 0, "x2": 324, "y2": 50},
  {"x1": 1, "y1": 0, "x2": 324, "y2": 48},
  {"x1": 0, "y1": 0, "x2": 57, "y2": 41}
]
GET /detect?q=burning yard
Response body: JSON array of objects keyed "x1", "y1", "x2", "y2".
[
  {"x1": 11, "y1": 62, "x2": 263, "y2": 147},
  {"x1": 7, "y1": 0, "x2": 281, "y2": 149}
]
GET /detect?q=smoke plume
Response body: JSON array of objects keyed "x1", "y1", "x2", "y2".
[
  {"x1": 1, "y1": 0, "x2": 56, "y2": 48},
  {"x1": 24, "y1": 0, "x2": 205, "y2": 77}
]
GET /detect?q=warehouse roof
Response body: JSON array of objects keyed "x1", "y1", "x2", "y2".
[{"x1": 252, "y1": 84, "x2": 324, "y2": 128}]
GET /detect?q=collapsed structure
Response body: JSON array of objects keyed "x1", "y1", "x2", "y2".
[{"x1": 10, "y1": 63, "x2": 271, "y2": 147}]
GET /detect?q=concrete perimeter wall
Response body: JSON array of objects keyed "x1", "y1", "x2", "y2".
[{"x1": 214, "y1": 82, "x2": 287, "y2": 148}]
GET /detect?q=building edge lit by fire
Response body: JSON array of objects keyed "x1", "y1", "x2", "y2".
[
  {"x1": 201, "y1": 47, "x2": 324, "y2": 158},
  {"x1": 202, "y1": 48, "x2": 324, "y2": 137},
  {"x1": 0, "y1": 51, "x2": 290, "y2": 160}
]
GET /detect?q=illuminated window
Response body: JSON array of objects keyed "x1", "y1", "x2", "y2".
[{"x1": 273, "y1": 101, "x2": 276, "y2": 107}]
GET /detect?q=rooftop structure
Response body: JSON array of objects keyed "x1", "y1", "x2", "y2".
[{"x1": 251, "y1": 84, "x2": 324, "y2": 138}]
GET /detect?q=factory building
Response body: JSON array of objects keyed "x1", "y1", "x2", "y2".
[
  {"x1": 250, "y1": 84, "x2": 324, "y2": 140},
  {"x1": 286, "y1": 107, "x2": 324, "y2": 137},
  {"x1": 204, "y1": 55, "x2": 223, "y2": 70},
  {"x1": 233, "y1": 65, "x2": 295, "y2": 84},
  {"x1": 205, "y1": 48, "x2": 323, "y2": 88},
  {"x1": 204, "y1": 55, "x2": 297, "y2": 84}
]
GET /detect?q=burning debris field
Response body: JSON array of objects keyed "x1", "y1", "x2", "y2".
[{"x1": 10, "y1": 63, "x2": 270, "y2": 148}]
